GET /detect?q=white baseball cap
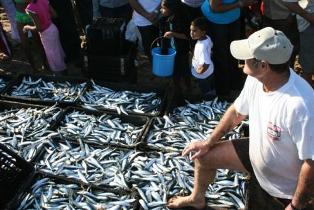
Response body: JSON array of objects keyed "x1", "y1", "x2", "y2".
[{"x1": 230, "y1": 27, "x2": 293, "y2": 64}]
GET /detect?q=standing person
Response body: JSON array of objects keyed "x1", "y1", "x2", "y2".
[
  {"x1": 160, "y1": 0, "x2": 191, "y2": 102},
  {"x1": 129, "y1": 0, "x2": 160, "y2": 61},
  {"x1": 182, "y1": 0, "x2": 205, "y2": 21},
  {"x1": 167, "y1": 27, "x2": 314, "y2": 210},
  {"x1": 190, "y1": 17, "x2": 216, "y2": 100},
  {"x1": 201, "y1": 0, "x2": 257, "y2": 102},
  {"x1": 0, "y1": 0, "x2": 20, "y2": 43},
  {"x1": 282, "y1": 0, "x2": 314, "y2": 88},
  {"x1": 261, "y1": 0, "x2": 300, "y2": 67},
  {"x1": 24, "y1": 0, "x2": 66, "y2": 72},
  {"x1": 14, "y1": 0, "x2": 38, "y2": 70}
]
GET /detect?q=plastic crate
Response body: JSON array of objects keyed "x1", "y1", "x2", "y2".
[
  {"x1": 84, "y1": 43, "x2": 137, "y2": 83},
  {"x1": 16, "y1": 172, "x2": 139, "y2": 210},
  {"x1": 1, "y1": 73, "x2": 89, "y2": 106},
  {"x1": 79, "y1": 80, "x2": 168, "y2": 117},
  {"x1": 0, "y1": 143, "x2": 35, "y2": 209},
  {"x1": 86, "y1": 17, "x2": 126, "y2": 56},
  {"x1": 53, "y1": 107, "x2": 150, "y2": 148}
]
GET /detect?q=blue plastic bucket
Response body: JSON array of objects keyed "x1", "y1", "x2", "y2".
[{"x1": 151, "y1": 47, "x2": 176, "y2": 77}]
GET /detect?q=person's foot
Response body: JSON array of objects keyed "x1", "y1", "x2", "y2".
[{"x1": 167, "y1": 195, "x2": 206, "y2": 209}]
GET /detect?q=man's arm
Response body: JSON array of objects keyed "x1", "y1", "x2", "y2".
[
  {"x1": 182, "y1": 104, "x2": 247, "y2": 159},
  {"x1": 283, "y1": 2, "x2": 314, "y2": 24},
  {"x1": 289, "y1": 160, "x2": 314, "y2": 209},
  {"x1": 207, "y1": 104, "x2": 247, "y2": 144},
  {"x1": 128, "y1": 0, "x2": 158, "y2": 23}
]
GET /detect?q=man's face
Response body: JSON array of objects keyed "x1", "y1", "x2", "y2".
[{"x1": 243, "y1": 58, "x2": 265, "y2": 78}]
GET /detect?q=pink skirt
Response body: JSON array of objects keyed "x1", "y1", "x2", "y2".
[{"x1": 40, "y1": 23, "x2": 66, "y2": 72}]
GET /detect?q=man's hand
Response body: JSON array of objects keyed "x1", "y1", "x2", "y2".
[{"x1": 182, "y1": 140, "x2": 215, "y2": 160}]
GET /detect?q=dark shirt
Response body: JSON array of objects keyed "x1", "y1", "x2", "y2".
[{"x1": 159, "y1": 14, "x2": 190, "y2": 55}]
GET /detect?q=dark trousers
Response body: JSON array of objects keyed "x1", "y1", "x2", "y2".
[
  {"x1": 182, "y1": 4, "x2": 203, "y2": 22},
  {"x1": 197, "y1": 73, "x2": 216, "y2": 99},
  {"x1": 99, "y1": 3, "x2": 132, "y2": 22},
  {"x1": 138, "y1": 25, "x2": 159, "y2": 61},
  {"x1": 262, "y1": 15, "x2": 300, "y2": 67},
  {"x1": 208, "y1": 19, "x2": 245, "y2": 96},
  {"x1": 49, "y1": 0, "x2": 81, "y2": 62}
]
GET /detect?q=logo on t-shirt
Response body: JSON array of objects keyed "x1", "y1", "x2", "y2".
[{"x1": 267, "y1": 122, "x2": 282, "y2": 141}]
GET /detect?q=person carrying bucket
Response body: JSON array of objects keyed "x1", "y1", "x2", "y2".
[
  {"x1": 159, "y1": 0, "x2": 191, "y2": 104},
  {"x1": 190, "y1": 17, "x2": 216, "y2": 100}
]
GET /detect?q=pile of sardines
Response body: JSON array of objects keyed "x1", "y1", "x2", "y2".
[
  {"x1": 0, "y1": 104, "x2": 61, "y2": 161},
  {"x1": 80, "y1": 80, "x2": 162, "y2": 115},
  {"x1": 56, "y1": 109, "x2": 147, "y2": 147},
  {"x1": 7, "y1": 76, "x2": 87, "y2": 102},
  {"x1": 11, "y1": 97, "x2": 249, "y2": 209}
]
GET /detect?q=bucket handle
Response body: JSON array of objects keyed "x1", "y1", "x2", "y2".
[{"x1": 150, "y1": 36, "x2": 164, "y2": 51}]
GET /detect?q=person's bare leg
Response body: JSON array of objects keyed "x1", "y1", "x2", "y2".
[{"x1": 167, "y1": 140, "x2": 248, "y2": 209}]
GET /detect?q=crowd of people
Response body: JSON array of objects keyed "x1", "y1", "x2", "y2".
[
  {"x1": 0, "y1": 1, "x2": 314, "y2": 210},
  {"x1": 0, "y1": 0, "x2": 313, "y2": 96}
]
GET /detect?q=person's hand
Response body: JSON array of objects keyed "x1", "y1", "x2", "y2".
[
  {"x1": 285, "y1": 203, "x2": 293, "y2": 210},
  {"x1": 196, "y1": 66, "x2": 206, "y2": 74},
  {"x1": 164, "y1": 31, "x2": 174, "y2": 38},
  {"x1": 285, "y1": 203, "x2": 303, "y2": 210},
  {"x1": 182, "y1": 140, "x2": 214, "y2": 160},
  {"x1": 23, "y1": 25, "x2": 36, "y2": 33}
]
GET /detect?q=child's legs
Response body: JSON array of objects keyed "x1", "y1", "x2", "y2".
[{"x1": 197, "y1": 74, "x2": 216, "y2": 99}]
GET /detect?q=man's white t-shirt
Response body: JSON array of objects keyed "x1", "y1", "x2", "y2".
[
  {"x1": 181, "y1": 0, "x2": 204, "y2": 8},
  {"x1": 132, "y1": 0, "x2": 161, "y2": 27},
  {"x1": 234, "y1": 69, "x2": 314, "y2": 199},
  {"x1": 191, "y1": 35, "x2": 214, "y2": 79}
]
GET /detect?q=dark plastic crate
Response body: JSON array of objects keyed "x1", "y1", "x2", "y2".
[
  {"x1": 84, "y1": 43, "x2": 137, "y2": 83},
  {"x1": 0, "y1": 74, "x2": 15, "y2": 95},
  {"x1": 16, "y1": 172, "x2": 139, "y2": 210},
  {"x1": 79, "y1": 80, "x2": 168, "y2": 117},
  {"x1": 86, "y1": 17, "x2": 127, "y2": 56},
  {"x1": 1, "y1": 74, "x2": 89, "y2": 106},
  {"x1": 0, "y1": 143, "x2": 35, "y2": 210},
  {"x1": 0, "y1": 100, "x2": 64, "y2": 162},
  {"x1": 53, "y1": 107, "x2": 150, "y2": 148}
]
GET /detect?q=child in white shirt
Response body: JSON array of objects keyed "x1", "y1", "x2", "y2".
[{"x1": 190, "y1": 17, "x2": 216, "y2": 99}]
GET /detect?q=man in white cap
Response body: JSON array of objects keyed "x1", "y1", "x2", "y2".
[{"x1": 167, "y1": 27, "x2": 314, "y2": 210}]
